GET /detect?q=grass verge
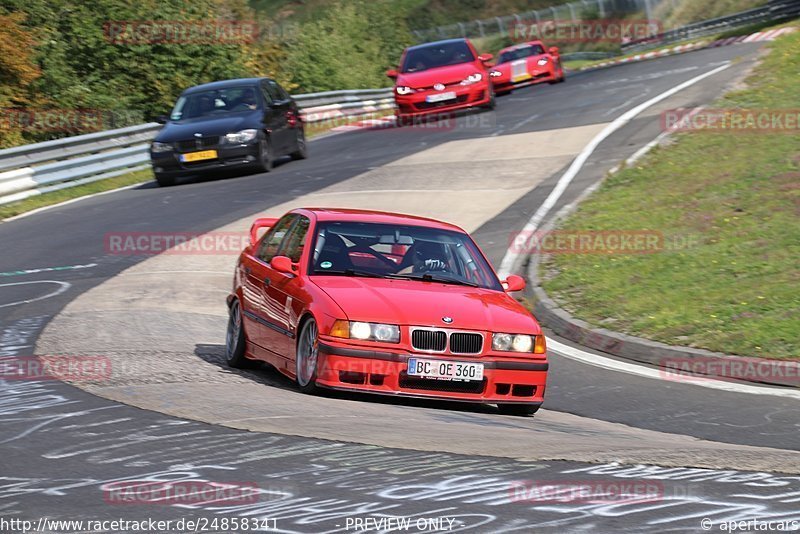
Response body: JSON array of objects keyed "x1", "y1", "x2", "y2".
[
  {"x1": 0, "y1": 168, "x2": 153, "y2": 220},
  {"x1": 539, "y1": 24, "x2": 800, "y2": 360}
]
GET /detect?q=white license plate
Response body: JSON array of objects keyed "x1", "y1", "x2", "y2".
[
  {"x1": 407, "y1": 358, "x2": 484, "y2": 381},
  {"x1": 425, "y1": 91, "x2": 457, "y2": 103}
]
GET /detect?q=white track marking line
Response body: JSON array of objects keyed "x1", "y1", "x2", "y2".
[
  {"x1": 548, "y1": 338, "x2": 800, "y2": 400},
  {"x1": 497, "y1": 62, "x2": 731, "y2": 278},
  {"x1": 0, "y1": 280, "x2": 71, "y2": 308}
]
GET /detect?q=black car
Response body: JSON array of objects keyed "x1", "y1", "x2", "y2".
[{"x1": 150, "y1": 78, "x2": 307, "y2": 186}]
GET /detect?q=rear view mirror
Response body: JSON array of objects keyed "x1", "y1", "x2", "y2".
[
  {"x1": 502, "y1": 275, "x2": 526, "y2": 292},
  {"x1": 478, "y1": 53, "x2": 494, "y2": 62},
  {"x1": 549, "y1": 46, "x2": 560, "y2": 56},
  {"x1": 271, "y1": 255, "x2": 297, "y2": 275},
  {"x1": 155, "y1": 114, "x2": 169, "y2": 124},
  {"x1": 386, "y1": 69, "x2": 399, "y2": 79}
]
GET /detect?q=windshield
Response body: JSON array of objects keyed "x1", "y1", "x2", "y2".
[
  {"x1": 498, "y1": 44, "x2": 545, "y2": 64},
  {"x1": 169, "y1": 86, "x2": 260, "y2": 120},
  {"x1": 401, "y1": 41, "x2": 475, "y2": 73},
  {"x1": 309, "y1": 222, "x2": 502, "y2": 291}
]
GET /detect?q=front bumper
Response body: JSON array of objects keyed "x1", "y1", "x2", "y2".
[
  {"x1": 316, "y1": 340, "x2": 547, "y2": 404},
  {"x1": 150, "y1": 142, "x2": 260, "y2": 177},
  {"x1": 494, "y1": 65, "x2": 558, "y2": 92},
  {"x1": 395, "y1": 82, "x2": 492, "y2": 119}
]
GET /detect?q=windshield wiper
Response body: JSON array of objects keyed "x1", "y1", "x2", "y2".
[
  {"x1": 386, "y1": 273, "x2": 479, "y2": 287},
  {"x1": 318, "y1": 269, "x2": 387, "y2": 279}
]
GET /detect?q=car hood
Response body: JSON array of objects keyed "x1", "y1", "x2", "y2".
[
  {"x1": 155, "y1": 111, "x2": 262, "y2": 142},
  {"x1": 312, "y1": 276, "x2": 540, "y2": 334},
  {"x1": 398, "y1": 63, "x2": 483, "y2": 88}
]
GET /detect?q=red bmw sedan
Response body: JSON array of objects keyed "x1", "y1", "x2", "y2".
[
  {"x1": 386, "y1": 39, "x2": 496, "y2": 125},
  {"x1": 226, "y1": 208, "x2": 548, "y2": 415}
]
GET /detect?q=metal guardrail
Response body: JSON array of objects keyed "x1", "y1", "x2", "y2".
[
  {"x1": 0, "y1": 91, "x2": 398, "y2": 206},
  {"x1": 411, "y1": 0, "x2": 667, "y2": 42},
  {"x1": 621, "y1": 0, "x2": 800, "y2": 52}
]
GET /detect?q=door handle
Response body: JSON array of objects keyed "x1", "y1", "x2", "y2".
[{"x1": 263, "y1": 278, "x2": 271, "y2": 287}]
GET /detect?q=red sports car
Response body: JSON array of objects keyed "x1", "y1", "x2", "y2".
[
  {"x1": 490, "y1": 41, "x2": 565, "y2": 95},
  {"x1": 386, "y1": 38, "x2": 496, "y2": 125},
  {"x1": 226, "y1": 208, "x2": 548, "y2": 415}
]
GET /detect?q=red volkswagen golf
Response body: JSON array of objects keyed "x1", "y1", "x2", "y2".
[
  {"x1": 226, "y1": 208, "x2": 548, "y2": 415},
  {"x1": 386, "y1": 38, "x2": 496, "y2": 125}
]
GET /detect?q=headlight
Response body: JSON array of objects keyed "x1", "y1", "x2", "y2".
[
  {"x1": 224, "y1": 129, "x2": 258, "y2": 144},
  {"x1": 461, "y1": 73, "x2": 483, "y2": 85},
  {"x1": 492, "y1": 333, "x2": 546, "y2": 353},
  {"x1": 151, "y1": 142, "x2": 172, "y2": 153},
  {"x1": 396, "y1": 86, "x2": 414, "y2": 95},
  {"x1": 537, "y1": 58, "x2": 549, "y2": 66},
  {"x1": 330, "y1": 320, "x2": 400, "y2": 343},
  {"x1": 489, "y1": 70, "x2": 502, "y2": 78}
]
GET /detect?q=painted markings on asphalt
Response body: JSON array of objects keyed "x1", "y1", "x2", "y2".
[
  {"x1": 0, "y1": 280, "x2": 71, "y2": 309},
  {"x1": 0, "y1": 263, "x2": 97, "y2": 277},
  {"x1": 497, "y1": 61, "x2": 732, "y2": 279},
  {"x1": 548, "y1": 337, "x2": 800, "y2": 400}
]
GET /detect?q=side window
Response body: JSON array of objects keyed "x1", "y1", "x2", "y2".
[
  {"x1": 260, "y1": 83, "x2": 274, "y2": 107},
  {"x1": 257, "y1": 215, "x2": 296, "y2": 263},
  {"x1": 271, "y1": 80, "x2": 290, "y2": 101},
  {"x1": 279, "y1": 216, "x2": 310, "y2": 263},
  {"x1": 263, "y1": 80, "x2": 281, "y2": 103}
]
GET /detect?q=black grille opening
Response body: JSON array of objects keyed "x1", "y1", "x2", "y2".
[
  {"x1": 411, "y1": 329, "x2": 447, "y2": 352},
  {"x1": 369, "y1": 374, "x2": 385, "y2": 386},
  {"x1": 495, "y1": 383, "x2": 511, "y2": 395},
  {"x1": 399, "y1": 373, "x2": 486, "y2": 394},
  {"x1": 512, "y1": 385, "x2": 536, "y2": 397},
  {"x1": 450, "y1": 333, "x2": 483, "y2": 354},
  {"x1": 339, "y1": 371, "x2": 366, "y2": 385},
  {"x1": 415, "y1": 95, "x2": 469, "y2": 110},
  {"x1": 176, "y1": 136, "x2": 220, "y2": 152}
]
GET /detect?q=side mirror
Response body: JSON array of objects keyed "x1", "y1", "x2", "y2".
[
  {"x1": 271, "y1": 255, "x2": 297, "y2": 275},
  {"x1": 549, "y1": 46, "x2": 560, "y2": 56},
  {"x1": 386, "y1": 69, "x2": 399, "y2": 79},
  {"x1": 478, "y1": 53, "x2": 494, "y2": 63},
  {"x1": 502, "y1": 274, "x2": 526, "y2": 292},
  {"x1": 249, "y1": 217, "x2": 279, "y2": 247},
  {"x1": 155, "y1": 114, "x2": 169, "y2": 124}
]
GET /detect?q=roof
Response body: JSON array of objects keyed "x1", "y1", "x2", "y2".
[
  {"x1": 182, "y1": 78, "x2": 267, "y2": 94},
  {"x1": 296, "y1": 208, "x2": 466, "y2": 233}
]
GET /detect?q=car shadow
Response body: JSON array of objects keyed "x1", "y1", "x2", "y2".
[
  {"x1": 194, "y1": 343, "x2": 509, "y2": 416},
  {"x1": 154, "y1": 156, "x2": 294, "y2": 188}
]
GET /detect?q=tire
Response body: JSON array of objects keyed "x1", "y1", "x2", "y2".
[
  {"x1": 290, "y1": 128, "x2": 308, "y2": 160},
  {"x1": 295, "y1": 318, "x2": 320, "y2": 394},
  {"x1": 483, "y1": 90, "x2": 496, "y2": 110},
  {"x1": 226, "y1": 299, "x2": 257, "y2": 369},
  {"x1": 497, "y1": 403, "x2": 540, "y2": 416},
  {"x1": 155, "y1": 173, "x2": 176, "y2": 187},
  {"x1": 397, "y1": 115, "x2": 412, "y2": 127},
  {"x1": 255, "y1": 137, "x2": 274, "y2": 173}
]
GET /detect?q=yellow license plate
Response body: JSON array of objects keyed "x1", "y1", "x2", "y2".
[
  {"x1": 180, "y1": 150, "x2": 217, "y2": 163},
  {"x1": 513, "y1": 73, "x2": 532, "y2": 82}
]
